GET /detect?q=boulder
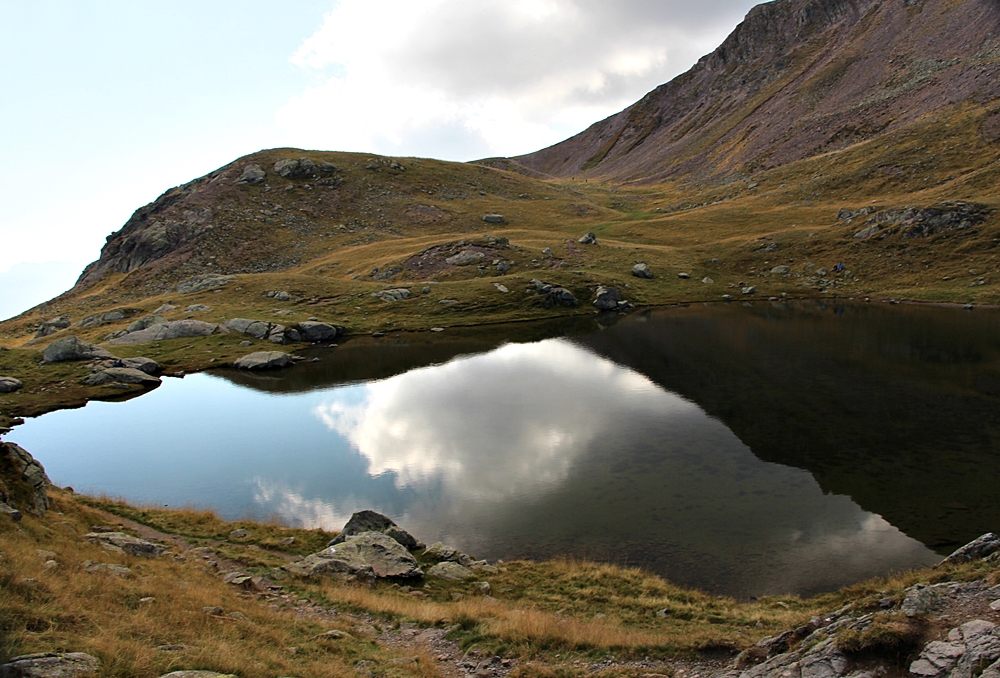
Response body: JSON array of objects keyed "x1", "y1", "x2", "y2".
[
  {"x1": 329, "y1": 510, "x2": 424, "y2": 550},
  {"x1": 81, "y1": 368, "x2": 160, "y2": 387},
  {"x1": 125, "y1": 315, "x2": 168, "y2": 333},
  {"x1": 235, "y1": 163, "x2": 266, "y2": 185},
  {"x1": 42, "y1": 336, "x2": 113, "y2": 363},
  {"x1": 153, "y1": 304, "x2": 177, "y2": 314},
  {"x1": 424, "y1": 542, "x2": 473, "y2": 566},
  {"x1": 482, "y1": 214, "x2": 505, "y2": 224},
  {"x1": 0, "y1": 502, "x2": 22, "y2": 521},
  {"x1": 771, "y1": 265, "x2": 791, "y2": 275},
  {"x1": 578, "y1": 232, "x2": 598, "y2": 245},
  {"x1": 546, "y1": 288, "x2": 579, "y2": 307},
  {"x1": 176, "y1": 274, "x2": 235, "y2": 294},
  {"x1": 593, "y1": 285, "x2": 623, "y2": 311},
  {"x1": 427, "y1": 561, "x2": 475, "y2": 581},
  {"x1": 742, "y1": 286, "x2": 757, "y2": 295},
  {"x1": 160, "y1": 672, "x2": 238, "y2": 678},
  {"x1": 631, "y1": 263, "x2": 652, "y2": 278},
  {"x1": 83, "y1": 561, "x2": 134, "y2": 578},
  {"x1": 274, "y1": 291, "x2": 292, "y2": 302},
  {"x1": 943, "y1": 533, "x2": 1000, "y2": 564},
  {"x1": 0, "y1": 442, "x2": 51, "y2": 515},
  {"x1": 86, "y1": 532, "x2": 167, "y2": 558},
  {"x1": 0, "y1": 377, "x2": 23, "y2": 393},
  {"x1": 297, "y1": 321, "x2": 339, "y2": 343},
  {"x1": 233, "y1": 351, "x2": 293, "y2": 370},
  {"x1": 121, "y1": 357, "x2": 161, "y2": 375},
  {"x1": 446, "y1": 250, "x2": 486, "y2": 266},
  {"x1": 184, "y1": 304, "x2": 211, "y2": 312},
  {"x1": 288, "y1": 532, "x2": 422, "y2": 579},
  {"x1": 225, "y1": 318, "x2": 274, "y2": 340},
  {"x1": 677, "y1": 272, "x2": 691, "y2": 279},
  {"x1": 34, "y1": 316, "x2": 71, "y2": 338},
  {"x1": 0, "y1": 652, "x2": 100, "y2": 678},
  {"x1": 107, "y1": 320, "x2": 225, "y2": 344}
]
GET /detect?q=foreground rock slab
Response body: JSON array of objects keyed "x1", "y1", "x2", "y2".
[
  {"x1": 81, "y1": 367, "x2": 160, "y2": 387},
  {"x1": 0, "y1": 652, "x2": 99, "y2": 678},
  {"x1": 86, "y1": 531, "x2": 167, "y2": 557},
  {"x1": 233, "y1": 351, "x2": 293, "y2": 370},
  {"x1": 288, "y1": 532, "x2": 422, "y2": 579},
  {"x1": 0, "y1": 376, "x2": 23, "y2": 393}
]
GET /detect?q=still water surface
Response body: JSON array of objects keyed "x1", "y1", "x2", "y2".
[{"x1": 13, "y1": 301, "x2": 1000, "y2": 598}]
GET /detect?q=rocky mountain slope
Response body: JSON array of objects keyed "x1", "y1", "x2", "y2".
[{"x1": 510, "y1": 0, "x2": 1000, "y2": 182}]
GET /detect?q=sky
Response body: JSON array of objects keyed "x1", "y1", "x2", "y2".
[{"x1": 0, "y1": 0, "x2": 760, "y2": 320}]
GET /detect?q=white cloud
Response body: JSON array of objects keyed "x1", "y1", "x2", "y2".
[
  {"x1": 312, "y1": 339, "x2": 693, "y2": 499},
  {"x1": 276, "y1": 0, "x2": 755, "y2": 160}
]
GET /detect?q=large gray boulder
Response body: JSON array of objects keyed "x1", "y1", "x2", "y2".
[
  {"x1": 235, "y1": 163, "x2": 266, "y2": 185},
  {"x1": 107, "y1": 320, "x2": 224, "y2": 344},
  {"x1": 121, "y1": 357, "x2": 161, "y2": 375},
  {"x1": 42, "y1": 336, "x2": 113, "y2": 363},
  {"x1": 81, "y1": 368, "x2": 160, "y2": 387},
  {"x1": 0, "y1": 652, "x2": 99, "y2": 678},
  {"x1": 592, "y1": 285, "x2": 623, "y2": 311},
  {"x1": 34, "y1": 316, "x2": 71, "y2": 338},
  {"x1": 0, "y1": 442, "x2": 51, "y2": 515},
  {"x1": 288, "y1": 532, "x2": 422, "y2": 579},
  {"x1": 86, "y1": 531, "x2": 167, "y2": 558},
  {"x1": 0, "y1": 377, "x2": 23, "y2": 393},
  {"x1": 329, "y1": 510, "x2": 424, "y2": 550},
  {"x1": 233, "y1": 351, "x2": 292, "y2": 370},
  {"x1": 297, "y1": 321, "x2": 340, "y2": 342},
  {"x1": 224, "y1": 318, "x2": 287, "y2": 344},
  {"x1": 631, "y1": 262, "x2": 653, "y2": 279}
]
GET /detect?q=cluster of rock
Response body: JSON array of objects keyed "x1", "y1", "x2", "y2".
[
  {"x1": 527, "y1": 279, "x2": 579, "y2": 307},
  {"x1": 283, "y1": 510, "x2": 497, "y2": 586},
  {"x1": 236, "y1": 158, "x2": 340, "y2": 186},
  {"x1": 707, "y1": 534, "x2": 1000, "y2": 678},
  {"x1": 372, "y1": 289, "x2": 411, "y2": 302},
  {"x1": 593, "y1": 285, "x2": 633, "y2": 312},
  {"x1": 41, "y1": 336, "x2": 163, "y2": 389},
  {"x1": 840, "y1": 202, "x2": 992, "y2": 240},
  {"x1": 225, "y1": 318, "x2": 295, "y2": 344}
]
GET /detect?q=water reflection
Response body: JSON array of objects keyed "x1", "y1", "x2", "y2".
[{"x1": 13, "y1": 301, "x2": 999, "y2": 597}]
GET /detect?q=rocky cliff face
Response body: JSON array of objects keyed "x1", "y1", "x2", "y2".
[{"x1": 512, "y1": 0, "x2": 1000, "y2": 181}]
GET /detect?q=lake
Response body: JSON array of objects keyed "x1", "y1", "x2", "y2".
[{"x1": 12, "y1": 300, "x2": 1000, "y2": 598}]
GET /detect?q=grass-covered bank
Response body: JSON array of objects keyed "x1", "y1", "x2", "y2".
[{"x1": 3, "y1": 487, "x2": 1000, "y2": 678}]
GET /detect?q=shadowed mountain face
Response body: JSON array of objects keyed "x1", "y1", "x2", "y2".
[{"x1": 512, "y1": 0, "x2": 1000, "y2": 181}]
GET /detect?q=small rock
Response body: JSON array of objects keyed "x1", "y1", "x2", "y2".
[
  {"x1": 297, "y1": 321, "x2": 339, "y2": 342},
  {"x1": 372, "y1": 289, "x2": 411, "y2": 302},
  {"x1": 314, "y1": 629, "x2": 353, "y2": 640},
  {"x1": 578, "y1": 232, "x2": 598, "y2": 245},
  {"x1": 184, "y1": 304, "x2": 211, "y2": 313},
  {"x1": 742, "y1": 286, "x2": 757, "y2": 295},
  {"x1": 153, "y1": 304, "x2": 177, "y2": 315},
  {"x1": 239, "y1": 340, "x2": 252, "y2": 347},
  {"x1": 427, "y1": 562, "x2": 476, "y2": 581},
  {"x1": 274, "y1": 291, "x2": 291, "y2": 302},
  {"x1": 0, "y1": 502, "x2": 23, "y2": 521},
  {"x1": 943, "y1": 533, "x2": 1000, "y2": 563},
  {"x1": 493, "y1": 283, "x2": 509, "y2": 293},
  {"x1": 279, "y1": 537, "x2": 295, "y2": 546},
  {"x1": 593, "y1": 285, "x2": 623, "y2": 311},
  {"x1": 677, "y1": 272, "x2": 691, "y2": 279},
  {"x1": 446, "y1": 250, "x2": 486, "y2": 266},
  {"x1": 159, "y1": 672, "x2": 238, "y2": 678},
  {"x1": 771, "y1": 265, "x2": 791, "y2": 275},
  {"x1": 82, "y1": 367, "x2": 160, "y2": 387},
  {"x1": 702, "y1": 277, "x2": 715, "y2": 284},
  {"x1": 431, "y1": 327, "x2": 445, "y2": 332},
  {"x1": 42, "y1": 336, "x2": 113, "y2": 363},
  {"x1": 203, "y1": 606, "x2": 225, "y2": 616},
  {"x1": 83, "y1": 560, "x2": 134, "y2": 577},
  {"x1": 482, "y1": 214, "x2": 505, "y2": 224},
  {"x1": 86, "y1": 532, "x2": 167, "y2": 558},
  {"x1": 542, "y1": 247, "x2": 553, "y2": 256},
  {"x1": 632, "y1": 263, "x2": 653, "y2": 279},
  {"x1": 0, "y1": 377, "x2": 23, "y2": 393},
  {"x1": 176, "y1": 274, "x2": 234, "y2": 294},
  {"x1": 229, "y1": 529, "x2": 250, "y2": 540}
]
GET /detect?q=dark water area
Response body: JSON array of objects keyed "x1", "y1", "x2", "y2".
[{"x1": 11, "y1": 301, "x2": 1000, "y2": 598}]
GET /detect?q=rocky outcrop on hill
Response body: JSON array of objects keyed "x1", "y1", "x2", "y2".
[{"x1": 513, "y1": 0, "x2": 1000, "y2": 181}]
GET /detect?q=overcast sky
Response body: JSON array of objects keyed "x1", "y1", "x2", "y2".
[{"x1": 0, "y1": 0, "x2": 759, "y2": 320}]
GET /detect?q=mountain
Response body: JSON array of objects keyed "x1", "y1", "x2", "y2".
[{"x1": 510, "y1": 0, "x2": 1000, "y2": 182}]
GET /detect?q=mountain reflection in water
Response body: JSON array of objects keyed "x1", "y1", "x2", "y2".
[{"x1": 14, "y1": 301, "x2": 1000, "y2": 597}]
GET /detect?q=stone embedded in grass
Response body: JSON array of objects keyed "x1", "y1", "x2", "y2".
[
  {"x1": 677, "y1": 272, "x2": 691, "y2": 279},
  {"x1": 86, "y1": 532, "x2": 168, "y2": 558},
  {"x1": 176, "y1": 274, "x2": 235, "y2": 294},
  {"x1": 427, "y1": 561, "x2": 475, "y2": 581},
  {"x1": 229, "y1": 528, "x2": 250, "y2": 540},
  {"x1": 0, "y1": 652, "x2": 100, "y2": 678},
  {"x1": 372, "y1": 289, "x2": 411, "y2": 302},
  {"x1": 0, "y1": 377, "x2": 22, "y2": 393},
  {"x1": 742, "y1": 286, "x2": 757, "y2": 295},
  {"x1": 83, "y1": 560, "x2": 134, "y2": 578},
  {"x1": 233, "y1": 351, "x2": 293, "y2": 370},
  {"x1": 446, "y1": 250, "x2": 486, "y2": 266},
  {"x1": 107, "y1": 320, "x2": 226, "y2": 345},
  {"x1": 160, "y1": 671, "x2": 238, "y2": 678},
  {"x1": 482, "y1": 214, "x2": 505, "y2": 224},
  {"x1": 42, "y1": 336, "x2": 113, "y2": 363},
  {"x1": 34, "y1": 316, "x2": 71, "y2": 338},
  {"x1": 771, "y1": 265, "x2": 791, "y2": 275},
  {"x1": 0, "y1": 502, "x2": 22, "y2": 522},
  {"x1": 296, "y1": 321, "x2": 340, "y2": 342},
  {"x1": 578, "y1": 232, "x2": 597, "y2": 245}
]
